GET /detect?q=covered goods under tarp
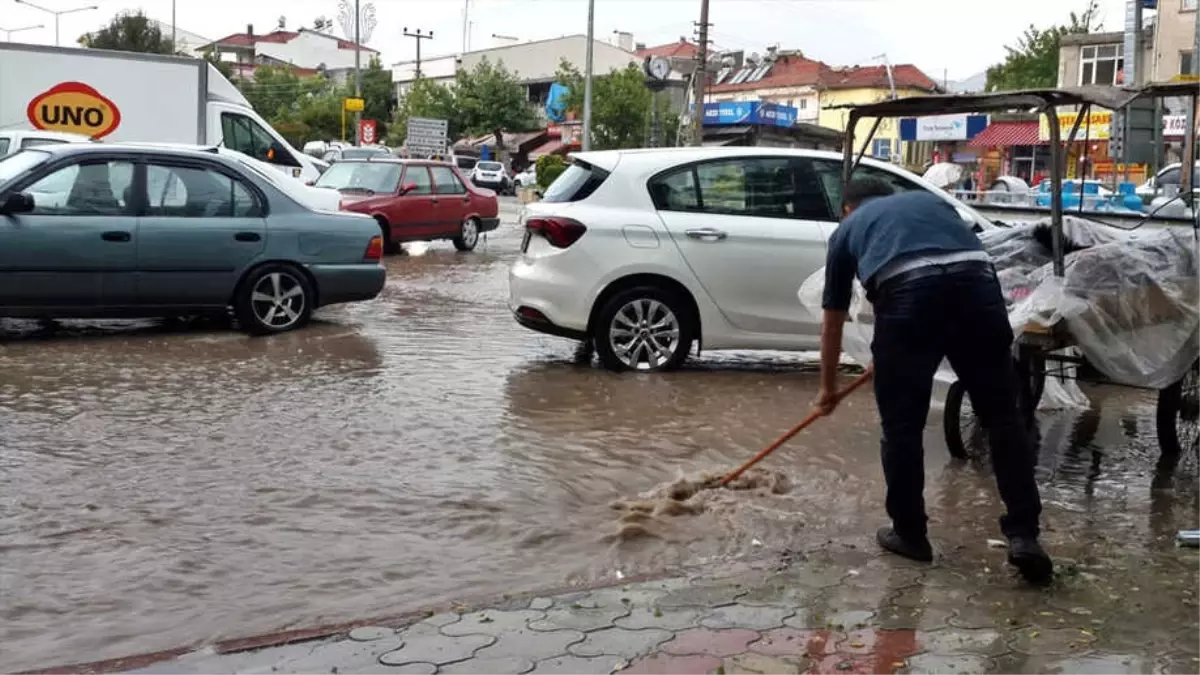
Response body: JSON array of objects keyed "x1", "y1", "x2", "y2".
[{"x1": 799, "y1": 217, "x2": 1199, "y2": 391}]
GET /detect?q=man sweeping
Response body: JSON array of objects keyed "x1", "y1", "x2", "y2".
[{"x1": 813, "y1": 177, "x2": 1053, "y2": 585}]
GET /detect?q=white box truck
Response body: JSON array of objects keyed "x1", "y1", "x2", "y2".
[{"x1": 0, "y1": 42, "x2": 323, "y2": 183}]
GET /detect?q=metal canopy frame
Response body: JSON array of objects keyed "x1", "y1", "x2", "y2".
[{"x1": 837, "y1": 84, "x2": 1200, "y2": 278}]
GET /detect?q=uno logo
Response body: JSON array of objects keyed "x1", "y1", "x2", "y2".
[{"x1": 26, "y1": 82, "x2": 121, "y2": 139}]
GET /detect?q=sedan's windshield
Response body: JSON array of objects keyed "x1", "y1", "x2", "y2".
[
  {"x1": 477, "y1": 161, "x2": 503, "y2": 172},
  {"x1": 0, "y1": 149, "x2": 51, "y2": 187},
  {"x1": 314, "y1": 162, "x2": 403, "y2": 194}
]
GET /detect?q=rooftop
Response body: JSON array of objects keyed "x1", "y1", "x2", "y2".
[
  {"x1": 201, "y1": 27, "x2": 378, "y2": 53},
  {"x1": 636, "y1": 39, "x2": 698, "y2": 59},
  {"x1": 709, "y1": 54, "x2": 941, "y2": 94}
]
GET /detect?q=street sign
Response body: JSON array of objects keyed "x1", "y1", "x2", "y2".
[
  {"x1": 405, "y1": 116, "x2": 448, "y2": 155},
  {"x1": 344, "y1": 97, "x2": 365, "y2": 112},
  {"x1": 359, "y1": 119, "x2": 377, "y2": 145}
]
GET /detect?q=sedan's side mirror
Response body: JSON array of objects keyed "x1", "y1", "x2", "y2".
[
  {"x1": 0, "y1": 192, "x2": 34, "y2": 215},
  {"x1": 398, "y1": 182, "x2": 418, "y2": 195}
]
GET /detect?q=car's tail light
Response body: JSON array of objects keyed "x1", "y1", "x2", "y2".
[
  {"x1": 364, "y1": 235, "x2": 383, "y2": 262},
  {"x1": 526, "y1": 217, "x2": 586, "y2": 249}
]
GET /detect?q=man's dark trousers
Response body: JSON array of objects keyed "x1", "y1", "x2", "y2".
[{"x1": 869, "y1": 262, "x2": 1043, "y2": 540}]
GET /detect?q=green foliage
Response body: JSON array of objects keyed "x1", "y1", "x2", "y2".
[
  {"x1": 535, "y1": 154, "x2": 566, "y2": 189},
  {"x1": 202, "y1": 49, "x2": 235, "y2": 80},
  {"x1": 554, "y1": 60, "x2": 655, "y2": 150},
  {"x1": 359, "y1": 56, "x2": 394, "y2": 139},
  {"x1": 985, "y1": 1, "x2": 1098, "y2": 91},
  {"x1": 80, "y1": 9, "x2": 175, "y2": 54},
  {"x1": 388, "y1": 77, "x2": 460, "y2": 146},
  {"x1": 455, "y1": 58, "x2": 536, "y2": 154}
]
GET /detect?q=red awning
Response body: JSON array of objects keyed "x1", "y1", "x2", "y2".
[
  {"x1": 967, "y1": 121, "x2": 1045, "y2": 148},
  {"x1": 528, "y1": 139, "x2": 564, "y2": 158}
]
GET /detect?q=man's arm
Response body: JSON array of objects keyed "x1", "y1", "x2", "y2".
[{"x1": 815, "y1": 223, "x2": 856, "y2": 415}]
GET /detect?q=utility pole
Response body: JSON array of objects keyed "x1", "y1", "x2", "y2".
[
  {"x1": 582, "y1": 0, "x2": 595, "y2": 151},
  {"x1": 461, "y1": 0, "x2": 470, "y2": 53},
  {"x1": 404, "y1": 28, "x2": 434, "y2": 79},
  {"x1": 689, "y1": 0, "x2": 711, "y2": 147},
  {"x1": 354, "y1": 0, "x2": 362, "y2": 146},
  {"x1": 171, "y1": 0, "x2": 176, "y2": 52},
  {"x1": 1181, "y1": 4, "x2": 1200, "y2": 195}
]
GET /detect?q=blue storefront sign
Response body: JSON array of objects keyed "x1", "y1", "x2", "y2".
[
  {"x1": 703, "y1": 101, "x2": 798, "y2": 128},
  {"x1": 898, "y1": 114, "x2": 988, "y2": 141}
]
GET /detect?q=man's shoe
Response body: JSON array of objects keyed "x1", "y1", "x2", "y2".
[
  {"x1": 876, "y1": 527, "x2": 933, "y2": 562},
  {"x1": 1007, "y1": 537, "x2": 1054, "y2": 585}
]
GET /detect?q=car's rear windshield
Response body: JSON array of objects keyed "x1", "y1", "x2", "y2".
[
  {"x1": 455, "y1": 157, "x2": 477, "y2": 170},
  {"x1": 542, "y1": 160, "x2": 610, "y2": 203},
  {"x1": 477, "y1": 161, "x2": 503, "y2": 171},
  {"x1": 340, "y1": 148, "x2": 388, "y2": 160},
  {"x1": 0, "y1": 149, "x2": 51, "y2": 187},
  {"x1": 314, "y1": 162, "x2": 403, "y2": 194}
]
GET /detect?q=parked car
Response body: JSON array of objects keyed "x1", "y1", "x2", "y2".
[
  {"x1": 314, "y1": 158, "x2": 500, "y2": 253},
  {"x1": 509, "y1": 147, "x2": 995, "y2": 372},
  {"x1": 0, "y1": 143, "x2": 385, "y2": 334},
  {"x1": 470, "y1": 161, "x2": 513, "y2": 195},
  {"x1": 0, "y1": 130, "x2": 91, "y2": 158},
  {"x1": 324, "y1": 146, "x2": 392, "y2": 163},
  {"x1": 513, "y1": 166, "x2": 537, "y2": 188},
  {"x1": 1136, "y1": 161, "x2": 1200, "y2": 202}
]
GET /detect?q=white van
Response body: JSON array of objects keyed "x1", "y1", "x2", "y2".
[
  {"x1": 0, "y1": 42, "x2": 322, "y2": 183},
  {"x1": 0, "y1": 130, "x2": 91, "y2": 158}
]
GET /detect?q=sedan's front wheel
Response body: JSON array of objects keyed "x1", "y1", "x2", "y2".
[
  {"x1": 235, "y1": 264, "x2": 314, "y2": 335},
  {"x1": 453, "y1": 217, "x2": 480, "y2": 252},
  {"x1": 593, "y1": 286, "x2": 693, "y2": 373}
]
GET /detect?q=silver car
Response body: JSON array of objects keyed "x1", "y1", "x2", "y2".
[{"x1": 0, "y1": 143, "x2": 386, "y2": 334}]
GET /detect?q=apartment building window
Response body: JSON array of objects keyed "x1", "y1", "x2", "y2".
[
  {"x1": 871, "y1": 138, "x2": 892, "y2": 159},
  {"x1": 799, "y1": 99, "x2": 808, "y2": 110},
  {"x1": 1184, "y1": 0, "x2": 1197, "y2": 11},
  {"x1": 1079, "y1": 44, "x2": 1124, "y2": 85},
  {"x1": 1182, "y1": 51, "x2": 1196, "y2": 77}
]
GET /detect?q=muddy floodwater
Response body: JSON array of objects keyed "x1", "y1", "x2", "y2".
[{"x1": 2, "y1": 199, "x2": 1197, "y2": 671}]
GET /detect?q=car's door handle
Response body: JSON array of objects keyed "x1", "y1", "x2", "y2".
[
  {"x1": 685, "y1": 228, "x2": 728, "y2": 241},
  {"x1": 234, "y1": 232, "x2": 262, "y2": 242},
  {"x1": 431, "y1": 198, "x2": 440, "y2": 205},
  {"x1": 101, "y1": 231, "x2": 132, "y2": 242}
]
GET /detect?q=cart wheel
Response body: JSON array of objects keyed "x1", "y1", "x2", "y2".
[
  {"x1": 1156, "y1": 360, "x2": 1200, "y2": 457},
  {"x1": 944, "y1": 380, "x2": 984, "y2": 459},
  {"x1": 943, "y1": 356, "x2": 1045, "y2": 461}
]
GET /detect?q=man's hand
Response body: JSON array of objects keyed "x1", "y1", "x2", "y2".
[{"x1": 813, "y1": 388, "x2": 839, "y2": 417}]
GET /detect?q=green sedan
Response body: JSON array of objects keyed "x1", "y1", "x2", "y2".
[{"x1": 0, "y1": 143, "x2": 386, "y2": 334}]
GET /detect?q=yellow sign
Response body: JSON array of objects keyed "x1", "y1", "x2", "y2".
[
  {"x1": 1038, "y1": 110, "x2": 1112, "y2": 142},
  {"x1": 343, "y1": 97, "x2": 365, "y2": 112},
  {"x1": 27, "y1": 81, "x2": 122, "y2": 139},
  {"x1": 1170, "y1": 73, "x2": 1199, "y2": 83}
]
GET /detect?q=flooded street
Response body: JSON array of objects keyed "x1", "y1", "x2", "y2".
[{"x1": 2, "y1": 199, "x2": 1196, "y2": 672}]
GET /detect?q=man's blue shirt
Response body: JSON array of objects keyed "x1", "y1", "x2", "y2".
[{"x1": 821, "y1": 191, "x2": 983, "y2": 311}]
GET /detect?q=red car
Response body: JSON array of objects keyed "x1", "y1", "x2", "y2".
[{"x1": 314, "y1": 158, "x2": 500, "y2": 253}]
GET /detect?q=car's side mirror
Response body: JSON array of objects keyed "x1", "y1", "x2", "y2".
[
  {"x1": 0, "y1": 192, "x2": 34, "y2": 215},
  {"x1": 399, "y1": 182, "x2": 418, "y2": 195}
]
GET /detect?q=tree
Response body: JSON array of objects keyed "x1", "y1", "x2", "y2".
[
  {"x1": 555, "y1": 60, "x2": 654, "y2": 150},
  {"x1": 985, "y1": 1, "x2": 1099, "y2": 91},
  {"x1": 388, "y1": 76, "x2": 460, "y2": 146},
  {"x1": 360, "y1": 56, "x2": 395, "y2": 139},
  {"x1": 202, "y1": 49, "x2": 234, "y2": 80},
  {"x1": 80, "y1": 10, "x2": 175, "y2": 54},
  {"x1": 454, "y1": 58, "x2": 536, "y2": 157}
]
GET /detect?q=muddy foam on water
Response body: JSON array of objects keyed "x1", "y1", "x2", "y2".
[{"x1": 604, "y1": 468, "x2": 792, "y2": 544}]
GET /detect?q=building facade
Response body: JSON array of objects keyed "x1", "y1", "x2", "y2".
[{"x1": 199, "y1": 26, "x2": 377, "y2": 80}]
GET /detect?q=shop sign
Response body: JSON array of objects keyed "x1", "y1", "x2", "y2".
[
  {"x1": 1163, "y1": 115, "x2": 1191, "y2": 137},
  {"x1": 703, "y1": 101, "x2": 797, "y2": 128},
  {"x1": 916, "y1": 114, "x2": 968, "y2": 141},
  {"x1": 1038, "y1": 110, "x2": 1112, "y2": 142}
]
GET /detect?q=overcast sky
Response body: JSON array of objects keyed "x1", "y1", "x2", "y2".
[{"x1": 6, "y1": 0, "x2": 1131, "y2": 81}]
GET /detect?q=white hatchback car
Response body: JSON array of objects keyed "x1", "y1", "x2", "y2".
[{"x1": 509, "y1": 147, "x2": 994, "y2": 372}]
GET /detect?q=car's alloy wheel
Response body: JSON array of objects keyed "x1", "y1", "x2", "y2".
[
  {"x1": 593, "y1": 286, "x2": 693, "y2": 373},
  {"x1": 454, "y1": 217, "x2": 480, "y2": 252},
  {"x1": 235, "y1": 264, "x2": 314, "y2": 335},
  {"x1": 609, "y1": 299, "x2": 680, "y2": 371}
]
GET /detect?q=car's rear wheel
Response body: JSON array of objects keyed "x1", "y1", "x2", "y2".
[
  {"x1": 375, "y1": 217, "x2": 400, "y2": 255},
  {"x1": 593, "y1": 286, "x2": 693, "y2": 373},
  {"x1": 235, "y1": 264, "x2": 314, "y2": 335},
  {"x1": 453, "y1": 217, "x2": 480, "y2": 252}
]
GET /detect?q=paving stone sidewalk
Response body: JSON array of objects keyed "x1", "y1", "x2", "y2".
[{"x1": 54, "y1": 539, "x2": 1200, "y2": 675}]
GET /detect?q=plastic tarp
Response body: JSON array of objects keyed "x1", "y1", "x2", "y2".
[{"x1": 798, "y1": 215, "x2": 1199, "y2": 400}]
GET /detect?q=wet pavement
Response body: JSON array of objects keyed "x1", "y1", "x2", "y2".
[{"x1": 2, "y1": 197, "x2": 1198, "y2": 672}]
